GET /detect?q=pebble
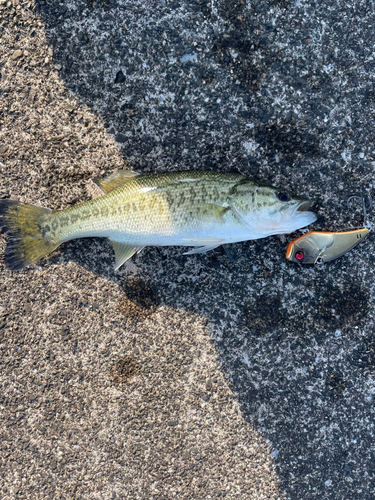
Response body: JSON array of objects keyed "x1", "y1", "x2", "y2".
[
  {"x1": 11, "y1": 49, "x2": 23, "y2": 60},
  {"x1": 114, "y1": 70, "x2": 126, "y2": 83},
  {"x1": 180, "y1": 54, "x2": 197, "y2": 63}
]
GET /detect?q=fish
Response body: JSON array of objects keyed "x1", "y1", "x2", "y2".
[
  {"x1": 0, "y1": 170, "x2": 317, "y2": 271},
  {"x1": 286, "y1": 228, "x2": 370, "y2": 264}
]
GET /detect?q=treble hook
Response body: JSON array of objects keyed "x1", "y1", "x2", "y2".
[{"x1": 347, "y1": 193, "x2": 373, "y2": 229}]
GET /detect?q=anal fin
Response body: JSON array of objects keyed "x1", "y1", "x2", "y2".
[{"x1": 110, "y1": 240, "x2": 144, "y2": 270}]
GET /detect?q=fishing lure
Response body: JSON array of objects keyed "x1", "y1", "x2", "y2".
[{"x1": 286, "y1": 195, "x2": 372, "y2": 264}]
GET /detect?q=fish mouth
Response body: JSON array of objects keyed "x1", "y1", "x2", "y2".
[
  {"x1": 296, "y1": 200, "x2": 312, "y2": 213},
  {"x1": 289, "y1": 199, "x2": 317, "y2": 229}
]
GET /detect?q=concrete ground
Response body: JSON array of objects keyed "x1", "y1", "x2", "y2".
[{"x1": 1, "y1": 0, "x2": 375, "y2": 498}]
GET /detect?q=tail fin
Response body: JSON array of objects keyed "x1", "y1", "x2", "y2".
[{"x1": 0, "y1": 200, "x2": 58, "y2": 271}]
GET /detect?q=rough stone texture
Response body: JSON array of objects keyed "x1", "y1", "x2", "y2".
[{"x1": 1, "y1": 0, "x2": 375, "y2": 499}]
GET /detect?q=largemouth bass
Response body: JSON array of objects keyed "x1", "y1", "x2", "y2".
[{"x1": 0, "y1": 170, "x2": 317, "y2": 271}]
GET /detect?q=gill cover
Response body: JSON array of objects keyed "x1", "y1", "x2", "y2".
[{"x1": 228, "y1": 180, "x2": 316, "y2": 237}]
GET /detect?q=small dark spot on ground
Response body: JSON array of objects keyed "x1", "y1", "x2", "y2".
[
  {"x1": 213, "y1": 34, "x2": 262, "y2": 91},
  {"x1": 118, "y1": 278, "x2": 159, "y2": 321},
  {"x1": 317, "y1": 283, "x2": 368, "y2": 329},
  {"x1": 242, "y1": 296, "x2": 284, "y2": 334},
  {"x1": 255, "y1": 121, "x2": 320, "y2": 161},
  {"x1": 124, "y1": 277, "x2": 159, "y2": 309},
  {"x1": 325, "y1": 370, "x2": 346, "y2": 401},
  {"x1": 110, "y1": 355, "x2": 140, "y2": 384}
]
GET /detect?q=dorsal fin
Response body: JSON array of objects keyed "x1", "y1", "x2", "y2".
[{"x1": 94, "y1": 169, "x2": 140, "y2": 194}]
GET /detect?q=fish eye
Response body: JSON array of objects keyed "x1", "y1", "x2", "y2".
[{"x1": 277, "y1": 191, "x2": 291, "y2": 202}]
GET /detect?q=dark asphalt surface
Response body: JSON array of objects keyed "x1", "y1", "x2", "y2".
[{"x1": 1, "y1": 0, "x2": 375, "y2": 498}]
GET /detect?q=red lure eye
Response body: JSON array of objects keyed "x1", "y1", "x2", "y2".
[{"x1": 295, "y1": 250, "x2": 305, "y2": 260}]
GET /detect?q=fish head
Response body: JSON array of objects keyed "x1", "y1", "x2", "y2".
[{"x1": 229, "y1": 180, "x2": 317, "y2": 238}]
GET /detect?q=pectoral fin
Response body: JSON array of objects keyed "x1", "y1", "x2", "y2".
[
  {"x1": 95, "y1": 169, "x2": 140, "y2": 194},
  {"x1": 222, "y1": 243, "x2": 237, "y2": 262},
  {"x1": 181, "y1": 237, "x2": 224, "y2": 256},
  {"x1": 110, "y1": 240, "x2": 144, "y2": 270},
  {"x1": 183, "y1": 244, "x2": 222, "y2": 255}
]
